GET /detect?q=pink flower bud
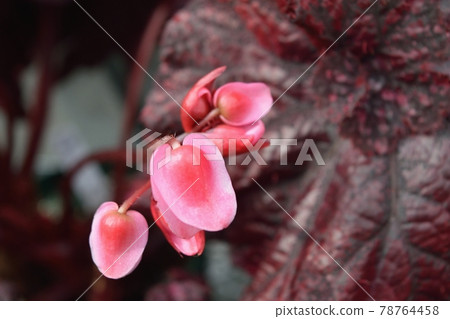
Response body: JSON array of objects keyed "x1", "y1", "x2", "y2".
[
  {"x1": 213, "y1": 82, "x2": 273, "y2": 126},
  {"x1": 89, "y1": 202, "x2": 148, "y2": 279},
  {"x1": 181, "y1": 66, "x2": 226, "y2": 132},
  {"x1": 150, "y1": 135, "x2": 236, "y2": 232},
  {"x1": 151, "y1": 198, "x2": 205, "y2": 256}
]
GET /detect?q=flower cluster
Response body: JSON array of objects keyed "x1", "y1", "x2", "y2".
[
  {"x1": 89, "y1": 66, "x2": 273, "y2": 279},
  {"x1": 181, "y1": 66, "x2": 271, "y2": 156}
]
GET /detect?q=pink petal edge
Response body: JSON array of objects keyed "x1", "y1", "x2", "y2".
[
  {"x1": 151, "y1": 168, "x2": 201, "y2": 239},
  {"x1": 213, "y1": 82, "x2": 273, "y2": 126},
  {"x1": 89, "y1": 202, "x2": 148, "y2": 279},
  {"x1": 203, "y1": 120, "x2": 266, "y2": 156},
  {"x1": 181, "y1": 66, "x2": 226, "y2": 131},
  {"x1": 151, "y1": 199, "x2": 205, "y2": 256}
]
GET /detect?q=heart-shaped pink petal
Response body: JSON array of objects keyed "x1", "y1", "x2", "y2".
[
  {"x1": 89, "y1": 202, "x2": 148, "y2": 279},
  {"x1": 151, "y1": 199, "x2": 205, "y2": 256},
  {"x1": 150, "y1": 136, "x2": 236, "y2": 231},
  {"x1": 181, "y1": 66, "x2": 226, "y2": 132},
  {"x1": 213, "y1": 82, "x2": 273, "y2": 126},
  {"x1": 152, "y1": 172, "x2": 201, "y2": 239},
  {"x1": 202, "y1": 120, "x2": 266, "y2": 156}
]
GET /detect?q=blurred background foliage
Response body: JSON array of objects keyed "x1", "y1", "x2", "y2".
[{"x1": 0, "y1": 0, "x2": 448, "y2": 300}]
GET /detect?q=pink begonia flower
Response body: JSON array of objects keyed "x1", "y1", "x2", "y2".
[
  {"x1": 150, "y1": 134, "x2": 236, "y2": 238},
  {"x1": 202, "y1": 120, "x2": 266, "y2": 156},
  {"x1": 213, "y1": 82, "x2": 273, "y2": 126},
  {"x1": 87, "y1": 66, "x2": 273, "y2": 278},
  {"x1": 180, "y1": 66, "x2": 273, "y2": 131},
  {"x1": 181, "y1": 66, "x2": 226, "y2": 132},
  {"x1": 89, "y1": 201, "x2": 148, "y2": 279},
  {"x1": 151, "y1": 170, "x2": 201, "y2": 239},
  {"x1": 151, "y1": 198, "x2": 205, "y2": 256}
]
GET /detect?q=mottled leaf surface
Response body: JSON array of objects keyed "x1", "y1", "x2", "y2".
[
  {"x1": 244, "y1": 135, "x2": 449, "y2": 300},
  {"x1": 142, "y1": 0, "x2": 450, "y2": 300}
]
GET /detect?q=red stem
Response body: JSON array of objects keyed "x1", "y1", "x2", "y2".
[
  {"x1": 118, "y1": 180, "x2": 151, "y2": 214},
  {"x1": 21, "y1": 7, "x2": 57, "y2": 177},
  {"x1": 114, "y1": 3, "x2": 171, "y2": 201},
  {"x1": 0, "y1": 88, "x2": 14, "y2": 196},
  {"x1": 120, "y1": 2, "x2": 171, "y2": 143},
  {"x1": 60, "y1": 134, "x2": 172, "y2": 220},
  {"x1": 5, "y1": 108, "x2": 13, "y2": 172},
  {"x1": 191, "y1": 108, "x2": 220, "y2": 132},
  {"x1": 176, "y1": 108, "x2": 221, "y2": 142},
  {"x1": 60, "y1": 149, "x2": 127, "y2": 222}
]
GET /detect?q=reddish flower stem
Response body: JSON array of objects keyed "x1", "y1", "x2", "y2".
[
  {"x1": 120, "y1": 2, "x2": 171, "y2": 143},
  {"x1": 114, "y1": 2, "x2": 171, "y2": 201},
  {"x1": 176, "y1": 108, "x2": 221, "y2": 142},
  {"x1": 5, "y1": 108, "x2": 13, "y2": 172},
  {"x1": 21, "y1": 7, "x2": 57, "y2": 177},
  {"x1": 0, "y1": 88, "x2": 14, "y2": 197},
  {"x1": 191, "y1": 108, "x2": 221, "y2": 132},
  {"x1": 61, "y1": 134, "x2": 171, "y2": 220},
  {"x1": 60, "y1": 149, "x2": 127, "y2": 222},
  {"x1": 118, "y1": 180, "x2": 151, "y2": 214},
  {"x1": 167, "y1": 137, "x2": 181, "y2": 149}
]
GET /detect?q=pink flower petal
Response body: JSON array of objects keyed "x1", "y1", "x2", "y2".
[
  {"x1": 182, "y1": 133, "x2": 225, "y2": 160},
  {"x1": 150, "y1": 137, "x2": 236, "y2": 231},
  {"x1": 152, "y1": 171, "x2": 201, "y2": 239},
  {"x1": 202, "y1": 120, "x2": 266, "y2": 156},
  {"x1": 89, "y1": 202, "x2": 148, "y2": 279},
  {"x1": 181, "y1": 66, "x2": 226, "y2": 132},
  {"x1": 213, "y1": 82, "x2": 273, "y2": 126},
  {"x1": 151, "y1": 199, "x2": 205, "y2": 256}
]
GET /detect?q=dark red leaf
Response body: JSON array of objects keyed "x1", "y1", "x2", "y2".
[
  {"x1": 244, "y1": 133, "x2": 449, "y2": 300},
  {"x1": 141, "y1": 0, "x2": 450, "y2": 300},
  {"x1": 305, "y1": 0, "x2": 449, "y2": 155},
  {"x1": 144, "y1": 269, "x2": 209, "y2": 301}
]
